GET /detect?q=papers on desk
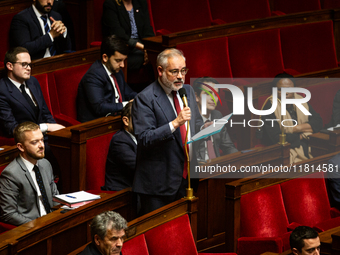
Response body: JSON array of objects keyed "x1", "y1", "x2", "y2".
[
  {"x1": 187, "y1": 113, "x2": 233, "y2": 144},
  {"x1": 328, "y1": 124, "x2": 340, "y2": 131},
  {"x1": 53, "y1": 191, "x2": 101, "y2": 208}
]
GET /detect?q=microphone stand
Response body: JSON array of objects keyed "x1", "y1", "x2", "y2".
[{"x1": 184, "y1": 119, "x2": 194, "y2": 199}]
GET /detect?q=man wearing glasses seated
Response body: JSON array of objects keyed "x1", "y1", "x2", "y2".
[
  {"x1": 132, "y1": 48, "x2": 203, "y2": 215},
  {"x1": 0, "y1": 47, "x2": 64, "y2": 180},
  {"x1": 0, "y1": 47, "x2": 64, "y2": 137}
]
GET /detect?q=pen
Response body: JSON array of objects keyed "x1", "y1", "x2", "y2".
[{"x1": 66, "y1": 195, "x2": 76, "y2": 199}]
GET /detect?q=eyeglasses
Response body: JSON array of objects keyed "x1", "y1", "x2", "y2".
[
  {"x1": 168, "y1": 67, "x2": 189, "y2": 76},
  {"x1": 12, "y1": 62, "x2": 32, "y2": 69}
]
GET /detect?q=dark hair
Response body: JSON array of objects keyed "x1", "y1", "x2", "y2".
[
  {"x1": 100, "y1": 35, "x2": 129, "y2": 59},
  {"x1": 4, "y1": 47, "x2": 29, "y2": 71},
  {"x1": 193, "y1": 77, "x2": 219, "y2": 96},
  {"x1": 272, "y1": 73, "x2": 295, "y2": 87},
  {"x1": 290, "y1": 226, "x2": 318, "y2": 252},
  {"x1": 121, "y1": 101, "x2": 132, "y2": 126},
  {"x1": 13, "y1": 121, "x2": 39, "y2": 144}
]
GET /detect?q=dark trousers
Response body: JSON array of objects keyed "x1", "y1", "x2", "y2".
[{"x1": 138, "y1": 178, "x2": 188, "y2": 216}]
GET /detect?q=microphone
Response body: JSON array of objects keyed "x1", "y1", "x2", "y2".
[{"x1": 178, "y1": 88, "x2": 188, "y2": 107}]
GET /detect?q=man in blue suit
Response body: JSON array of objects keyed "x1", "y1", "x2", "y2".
[
  {"x1": 77, "y1": 36, "x2": 137, "y2": 123},
  {"x1": 0, "y1": 47, "x2": 64, "y2": 138},
  {"x1": 132, "y1": 48, "x2": 203, "y2": 214},
  {"x1": 104, "y1": 102, "x2": 137, "y2": 191},
  {"x1": 9, "y1": 0, "x2": 72, "y2": 60}
]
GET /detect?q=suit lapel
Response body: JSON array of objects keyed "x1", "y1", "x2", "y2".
[
  {"x1": 119, "y1": 2, "x2": 131, "y2": 30},
  {"x1": 153, "y1": 81, "x2": 183, "y2": 148},
  {"x1": 6, "y1": 78, "x2": 37, "y2": 120},
  {"x1": 17, "y1": 157, "x2": 38, "y2": 193},
  {"x1": 29, "y1": 6, "x2": 44, "y2": 36}
]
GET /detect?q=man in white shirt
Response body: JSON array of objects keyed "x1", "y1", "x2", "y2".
[
  {"x1": 9, "y1": 0, "x2": 72, "y2": 60},
  {"x1": 0, "y1": 122, "x2": 59, "y2": 226},
  {"x1": 77, "y1": 35, "x2": 136, "y2": 123}
]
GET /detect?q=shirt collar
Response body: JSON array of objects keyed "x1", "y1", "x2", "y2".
[
  {"x1": 32, "y1": 4, "x2": 45, "y2": 19},
  {"x1": 8, "y1": 77, "x2": 25, "y2": 91},
  {"x1": 20, "y1": 154, "x2": 37, "y2": 172},
  {"x1": 102, "y1": 63, "x2": 113, "y2": 78}
]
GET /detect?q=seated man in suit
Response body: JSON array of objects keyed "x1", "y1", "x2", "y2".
[
  {"x1": 290, "y1": 226, "x2": 320, "y2": 255},
  {"x1": 9, "y1": 0, "x2": 72, "y2": 60},
  {"x1": 77, "y1": 35, "x2": 137, "y2": 123},
  {"x1": 262, "y1": 73, "x2": 323, "y2": 163},
  {"x1": 104, "y1": 102, "x2": 137, "y2": 191},
  {"x1": 80, "y1": 211, "x2": 126, "y2": 255},
  {"x1": 0, "y1": 47, "x2": 64, "y2": 137},
  {"x1": 193, "y1": 77, "x2": 238, "y2": 162},
  {"x1": 0, "y1": 122, "x2": 59, "y2": 226}
]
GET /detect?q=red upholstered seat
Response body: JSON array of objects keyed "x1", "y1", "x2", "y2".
[
  {"x1": 228, "y1": 29, "x2": 286, "y2": 78},
  {"x1": 34, "y1": 74, "x2": 54, "y2": 116},
  {"x1": 177, "y1": 37, "x2": 232, "y2": 81},
  {"x1": 89, "y1": 0, "x2": 105, "y2": 47},
  {"x1": 322, "y1": 0, "x2": 340, "y2": 9},
  {"x1": 144, "y1": 214, "x2": 198, "y2": 255},
  {"x1": 238, "y1": 184, "x2": 291, "y2": 255},
  {"x1": 280, "y1": 21, "x2": 338, "y2": 74},
  {"x1": 0, "y1": 222, "x2": 16, "y2": 234},
  {"x1": 280, "y1": 172, "x2": 340, "y2": 232},
  {"x1": 48, "y1": 64, "x2": 91, "y2": 126},
  {"x1": 122, "y1": 234, "x2": 150, "y2": 255},
  {"x1": 209, "y1": 0, "x2": 271, "y2": 23},
  {"x1": 86, "y1": 132, "x2": 116, "y2": 190},
  {"x1": 0, "y1": 13, "x2": 17, "y2": 63},
  {"x1": 148, "y1": 0, "x2": 219, "y2": 35},
  {"x1": 272, "y1": 0, "x2": 321, "y2": 14}
]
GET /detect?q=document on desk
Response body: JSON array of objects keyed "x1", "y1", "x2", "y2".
[
  {"x1": 53, "y1": 191, "x2": 101, "y2": 207},
  {"x1": 187, "y1": 113, "x2": 233, "y2": 144}
]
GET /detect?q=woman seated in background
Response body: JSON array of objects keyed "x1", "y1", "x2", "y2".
[{"x1": 102, "y1": 0, "x2": 155, "y2": 91}]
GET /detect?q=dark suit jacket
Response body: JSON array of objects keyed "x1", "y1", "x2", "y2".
[
  {"x1": 0, "y1": 157, "x2": 59, "y2": 226},
  {"x1": 196, "y1": 110, "x2": 238, "y2": 161},
  {"x1": 0, "y1": 76, "x2": 56, "y2": 137},
  {"x1": 102, "y1": 0, "x2": 154, "y2": 48},
  {"x1": 80, "y1": 242, "x2": 122, "y2": 255},
  {"x1": 9, "y1": 6, "x2": 72, "y2": 60},
  {"x1": 329, "y1": 89, "x2": 340, "y2": 127},
  {"x1": 328, "y1": 153, "x2": 340, "y2": 210},
  {"x1": 77, "y1": 60, "x2": 137, "y2": 123},
  {"x1": 104, "y1": 129, "x2": 137, "y2": 191},
  {"x1": 132, "y1": 81, "x2": 203, "y2": 196}
]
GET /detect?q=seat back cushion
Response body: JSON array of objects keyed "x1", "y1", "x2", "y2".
[
  {"x1": 86, "y1": 132, "x2": 115, "y2": 190},
  {"x1": 209, "y1": 0, "x2": 271, "y2": 23},
  {"x1": 272, "y1": 0, "x2": 321, "y2": 14},
  {"x1": 0, "y1": 13, "x2": 17, "y2": 62},
  {"x1": 240, "y1": 184, "x2": 289, "y2": 237},
  {"x1": 280, "y1": 172, "x2": 331, "y2": 227},
  {"x1": 52, "y1": 64, "x2": 91, "y2": 120},
  {"x1": 228, "y1": 29, "x2": 284, "y2": 78},
  {"x1": 122, "y1": 234, "x2": 149, "y2": 255},
  {"x1": 177, "y1": 37, "x2": 232, "y2": 80},
  {"x1": 280, "y1": 21, "x2": 337, "y2": 74},
  {"x1": 148, "y1": 0, "x2": 212, "y2": 33},
  {"x1": 34, "y1": 73, "x2": 53, "y2": 116},
  {"x1": 144, "y1": 214, "x2": 198, "y2": 255}
]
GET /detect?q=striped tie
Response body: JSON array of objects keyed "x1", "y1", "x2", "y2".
[{"x1": 40, "y1": 15, "x2": 56, "y2": 56}]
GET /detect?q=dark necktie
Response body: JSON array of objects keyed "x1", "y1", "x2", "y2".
[
  {"x1": 110, "y1": 73, "x2": 123, "y2": 103},
  {"x1": 33, "y1": 165, "x2": 51, "y2": 213},
  {"x1": 172, "y1": 91, "x2": 188, "y2": 179},
  {"x1": 40, "y1": 15, "x2": 56, "y2": 56},
  {"x1": 20, "y1": 84, "x2": 37, "y2": 112}
]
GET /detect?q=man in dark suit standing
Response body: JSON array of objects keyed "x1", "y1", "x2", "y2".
[
  {"x1": 77, "y1": 35, "x2": 137, "y2": 123},
  {"x1": 9, "y1": 0, "x2": 72, "y2": 60},
  {"x1": 0, "y1": 47, "x2": 64, "y2": 138},
  {"x1": 132, "y1": 48, "x2": 203, "y2": 215},
  {"x1": 0, "y1": 122, "x2": 59, "y2": 226},
  {"x1": 193, "y1": 77, "x2": 238, "y2": 162},
  {"x1": 104, "y1": 102, "x2": 137, "y2": 191}
]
